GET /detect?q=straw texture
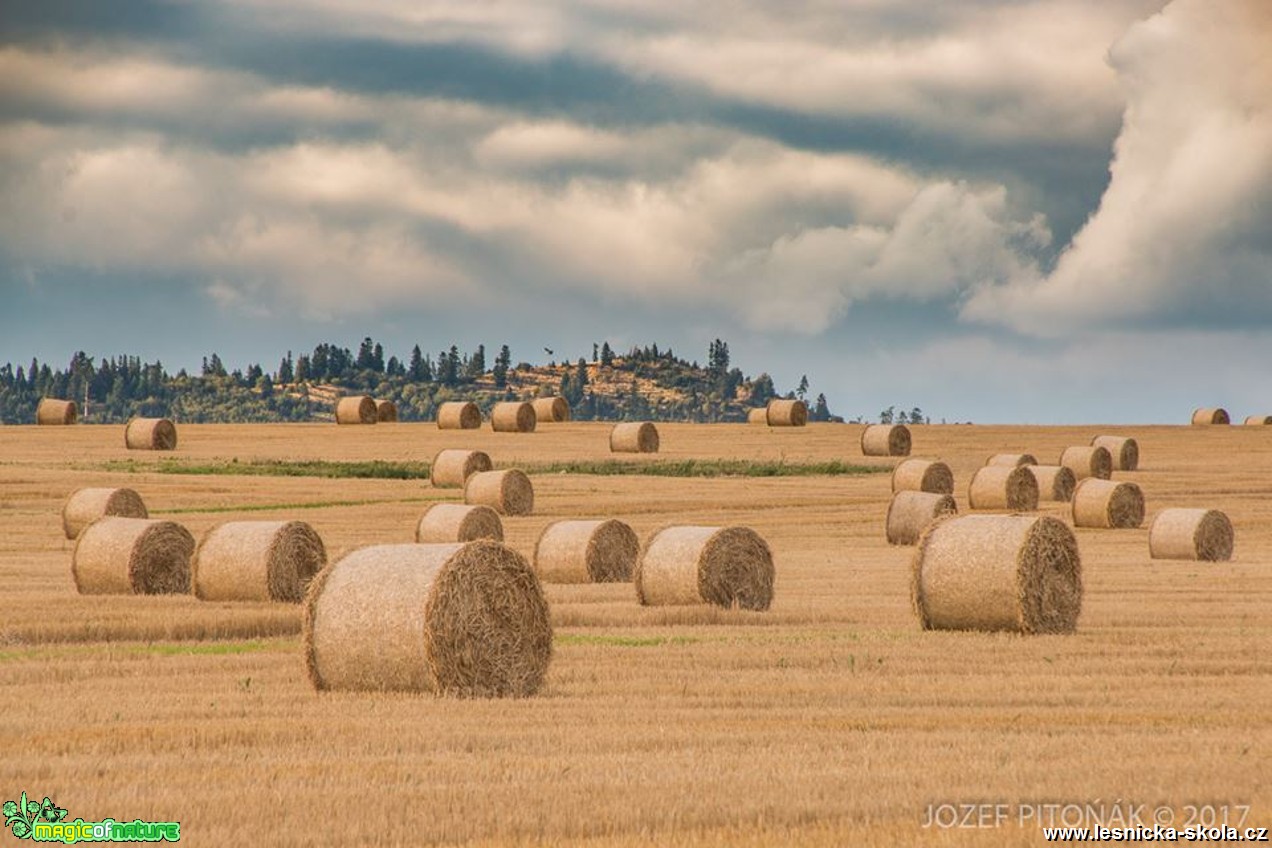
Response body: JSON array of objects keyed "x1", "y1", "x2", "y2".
[
  {"x1": 635, "y1": 526, "x2": 774, "y2": 610},
  {"x1": 1244, "y1": 415, "x2": 1272, "y2": 425},
  {"x1": 62, "y1": 487, "x2": 148, "y2": 540},
  {"x1": 1071, "y1": 479, "x2": 1145, "y2": 529},
  {"x1": 125, "y1": 417, "x2": 177, "y2": 451},
  {"x1": 968, "y1": 465, "x2": 1039, "y2": 511},
  {"x1": 891, "y1": 459, "x2": 954, "y2": 494},
  {"x1": 72, "y1": 517, "x2": 194, "y2": 595},
  {"x1": 1059, "y1": 446, "x2": 1112, "y2": 481},
  {"x1": 534, "y1": 519, "x2": 639, "y2": 583},
  {"x1": 861, "y1": 424, "x2": 911, "y2": 457},
  {"x1": 1191, "y1": 408, "x2": 1230, "y2": 425},
  {"x1": 375, "y1": 400, "x2": 398, "y2": 422},
  {"x1": 464, "y1": 469, "x2": 534, "y2": 515},
  {"x1": 911, "y1": 514, "x2": 1082, "y2": 634},
  {"x1": 747, "y1": 408, "x2": 769, "y2": 425},
  {"x1": 766, "y1": 399, "x2": 808, "y2": 427},
  {"x1": 437, "y1": 401, "x2": 481, "y2": 430},
  {"x1": 430, "y1": 449, "x2": 493, "y2": 488},
  {"x1": 1149, "y1": 508, "x2": 1234, "y2": 561},
  {"x1": 491, "y1": 401, "x2": 536, "y2": 433},
  {"x1": 886, "y1": 491, "x2": 957, "y2": 545},
  {"x1": 303, "y1": 541, "x2": 553, "y2": 697},
  {"x1": 610, "y1": 422, "x2": 659, "y2": 453},
  {"x1": 532, "y1": 396, "x2": 571, "y2": 423},
  {"x1": 193, "y1": 520, "x2": 327, "y2": 602},
  {"x1": 1028, "y1": 465, "x2": 1077, "y2": 502},
  {"x1": 416, "y1": 504, "x2": 504, "y2": 543},
  {"x1": 1090, "y1": 436, "x2": 1139, "y2": 471},
  {"x1": 986, "y1": 453, "x2": 1037, "y2": 467},
  {"x1": 36, "y1": 399, "x2": 77, "y2": 425},
  {"x1": 335, "y1": 396, "x2": 377, "y2": 425}
]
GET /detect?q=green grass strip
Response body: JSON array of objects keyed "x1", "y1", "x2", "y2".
[
  {"x1": 520, "y1": 459, "x2": 885, "y2": 477},
  {"x1": 152, "y1": 496, "x2": 441, "y2": 515},
  {"x1": 555, "y1": 634, "x2": 703, "y2": 648},
  {"x1": 98, "y1": 458, "x2": 431, "y2": 480},
  {"x1": 0, "y1": 638, "x2": 291, "y2": 663}
]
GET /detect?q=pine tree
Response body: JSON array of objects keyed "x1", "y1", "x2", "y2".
[
  {"x1": 797, "y1": 374, "x2": 809, "y2": 400},
  {"x1": 813, "y1": 393, "x2": 831, "y2": 421},
  {"x1": 600, "y1": 342, "x2": 614, "y2": 367},
  {"x1": 408, "y1": 345, "x2": 424, "y2": 381},
  {"x1": 493, "y1": 345, "x2": 511, "y2": 388},
  {"x1": 277, "y1": 352, "x2": 294, "y2": 384}
]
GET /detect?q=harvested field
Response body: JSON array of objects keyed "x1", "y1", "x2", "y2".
[{"x1": 0, "y1": 422, "x2": 1270, "y2": 845}]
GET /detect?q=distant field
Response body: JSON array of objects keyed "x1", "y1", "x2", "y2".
[{"x1": 1, "y1": 421, "x2": 1270, "y2": 845}]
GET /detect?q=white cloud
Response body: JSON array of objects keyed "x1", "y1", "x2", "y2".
[{"x1": 962, "y1": 0, "x2": 1272, "y2": 334}]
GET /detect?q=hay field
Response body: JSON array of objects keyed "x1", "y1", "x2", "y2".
[{"x1": 1, "y1": 422, "x2": 1270, "y2": 846}]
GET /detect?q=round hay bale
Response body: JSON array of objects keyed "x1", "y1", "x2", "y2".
[
  {"x1": 62, "y1": 487, "x2": 148, "y2": 540},
  {"x1": 534, "y1": 519, "x2": 639, "y2": 583},
  {"x1": 335, "y1": 395, "x2": 376, "y2": 425},
  {"x1": 124, "y1": 417, "x2": 177, "y2": 451},
  {"x1": 634, "y1": 526, "x2": 774, "y2": 610},
  {"x1": 886, "y1": 491, "x2": 957, "y2": 546},
  {"x1": 71, "y1": 516, "x2": 193, "y2": 595},
  {"x1": 430, "y1": 448, "x2": 493, "y2": 488},
  {"x1": 193, "y1": 520, "x2": 326, "y2": 602},
  {"x1": 911, "y1": 514, "x2": 1082, "y2": 634},
  {"x1": 375, "y1": 399, "x2": 398, "y2": 422},
  {"x1": 1191, "y1": 407, "x2": 1230, "y2": 425},
  {"x1": 1028, "y1": 465, "x2": 1077, "y2": 502},
  {"x1": 1059, "y1": 445, "x2": 1112, "y2": 481},
  {"x1": 1071, "y1": 478, "x2": 1145, "y2": 529},
  {"x1": 986, "y1": 453, "x2": 1037, "y2": 467},
  {"x1": 531, "y1": 396, "x2": 570, "y2": 423},
  {"x1": 491, "y1": 401, "x2": 536, "y2": 433},
  {"x1": 464, "y1": 469, "x2": 534, "y2": 516},
  {"x1": 1244, "y1": 415, "x2": 1272, "y2": 426},
  {"x1": 766, "y1": 399, "x2": 807, "y2": 427},
  {"x1": 610, "y1": 421, "x2": 659, "y2": 453},
  {"x1": 1090, "y1": 435, "x2": 1139, "y2": 471},
  {"x1": 890, "y1": 459, "x2": 954, "y2": 494},
  {"x1": 747, "y1": 408, "x2": 769, "y2": 425},
  {"x1": 437, "y1": 401, "x2": 481, "y2": 430},
  {"x1": 968, "y1": 465, "x2": 1039, "y2": 511},
  {"x1": 1149, "y1": 508, "x2": 1234, "y2": 561},
  {"x1": 303, "y1": 541, "x2": 552, "y2": 696},
  {"x1": 415, "y1": 504, "x2": 504, "y2": 543},
  {"x1": 36, "y1": 398, "x2": 78, "y2": 425},
  {"x1": 861, "y1": 424, "x2": 911, "y2": 457}
]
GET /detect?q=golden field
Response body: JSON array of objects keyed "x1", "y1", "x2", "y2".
[{"x1": 1, "y1": 422, "x2": 1270, "y2": 846}]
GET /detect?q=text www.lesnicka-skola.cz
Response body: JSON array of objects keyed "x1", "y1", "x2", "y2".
[{"x1": 1043, "y1": 824, "x2": 1269, "y2": 842}]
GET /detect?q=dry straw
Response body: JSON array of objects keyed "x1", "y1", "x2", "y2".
[
  {"x1": 911, "y1": 514, "x2": 1082, "y2": 634},
  {"x1": 1059, "y1": 445, "x2": 1112, "y2": 481},
  {"x1": 968, "y1": 465, "x2": 1039, "y2": 511},
  {"x1": 72, "y1": 516, "x2": 193, "y2": 595},
  {"x1": 766, "y1": 399, "x2": 808, "y2": 427},
  {"x1": 62, "y1": 487, "x2": 148, "y2": 540},
  {"x1": 1149, "y1": 508, "x2": 1234, "y2": 561},
  {"x1": 891, "y1": 459, "x2": 954, "y2": 494},
  {"x1": 1191, "y1": 407, "x2": 1230, "y2": 425},
  {"x1": 375, "y1": 399, "x2": 398, "y2": 422},
  {"x1": 1029, "y1": 465, "x2": 1077, "y2": 502},
  {"x1": 430, "y1": 448, "x2": 493, "y2": 488},
  {"x1": 986, "y1": 453, "x2": 1037, "y2": 467},
  {"x1": 610, "y1": 421, "x2": 659, "y2": 453},
  {"x1": 36, "y1": 398, "x2": 77, "y2": 425},
  {"x1": 335, "y1": 395, "x2": 377, "y2": 425},
  {"x1": 534, "y1": 519, "x2": 639, "y2": 583},
  {"x1": 1071, "y1": 478, "x2": 1145, "y2": 529},
  {"x1": 635, "y1": 526, "x2": 774, "y2": 610},
  {"x1": 532, "y1": 396, "x2": 571, "y2": 423},
  {"x1": 416, "y1": 504, "x2": 504, "y2": 543},
  {"x1": 1090, "y1": 435, "x2": 1139, "y2": 471},
  {"x1": 464, "y1": 469, "x2": 534, "y2": 515},
  {"x1": 303, "y1": 541, "x2": 553, "y2": 697},
  {"x1": 862, "y1": 424, "x2": 911, "y2": 457},
  {"x1": 1244, "y1": 415, "x2": 1272, "y2": 426},
  {"x1": 886, "y1": 491, "x2": 957, "y2": 545},
  {"x1": 193, "y1": 520, "x2": 326, "y2": 602},
  {"x1": 125, "y1": 417, "x2": 177, "y2": 451},
  {"x1": 747, "y1": 408, "x2": 769, "y2": 425},
  {"x1": 437, "y1": 401, "x2": 481, "y2": 430},
  {"x1": 491, "y1": 401, "x2": 536, "y2": 433}
]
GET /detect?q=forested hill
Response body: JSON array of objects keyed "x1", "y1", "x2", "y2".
[{"x1": 0, "y1": 338, "x2": 843, "y2": 425}]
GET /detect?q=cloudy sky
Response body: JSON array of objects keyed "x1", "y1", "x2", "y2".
[{"x1": 1, "y1": 0, "x2": 1269, "y2": 422}]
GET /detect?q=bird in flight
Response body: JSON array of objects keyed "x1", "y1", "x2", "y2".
[{"x1": 544, "y1": 347, "x2": 554, "y2": 356}]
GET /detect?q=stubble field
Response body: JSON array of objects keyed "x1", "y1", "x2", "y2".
[{"x1": 1, "y1": 422, "x2": 1269, "y2": 846}]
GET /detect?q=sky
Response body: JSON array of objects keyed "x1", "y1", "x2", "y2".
[{"x1": 1, "y1": 0, "x2": 1269, "y2": 423}]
